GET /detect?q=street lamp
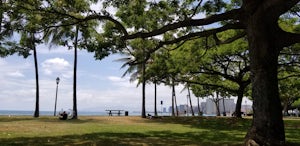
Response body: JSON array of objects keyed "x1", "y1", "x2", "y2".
[
  {"x1": 53, "y1": 77, "x2": 60, "y2": 116},
  {"x1": 160, "y1": 100, "x2": 163, "y2": 116}
]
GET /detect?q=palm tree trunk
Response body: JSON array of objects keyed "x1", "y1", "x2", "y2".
[
  {"x1": 141, "y1": 48, "x2": 146, "y2": 118},
  {"x1": 171, "y1": 81, "x2": 175, "y2": 117},
  {"x1": 222, "y1": 97, "x2": 226, "y2": 116},
  {"x1": 197, "y1": 97, "x2": 201, "y2": 116},
  {"x1": 154, "y1": 81, "x2": 158, "y2": 116},
  {"x1": 72, "y1": 26, "x2": 79, "y2": 119},
  {"x1": 173, "y1": 84, "x2": 178, "y2": 116},
  {"x1": 187, "y1": 85, "x2": 194, "y2": 116},
  {"x1": 32, "y1": 33, "x2": 39, "y2": 118}
]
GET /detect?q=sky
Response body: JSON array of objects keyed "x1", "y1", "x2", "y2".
[
  {"x1": 0, "y1": 45, "x2": 208, "y2": 112},
  {"x1": 0, "y1": 1, "x2": 252, "y2": 114}
]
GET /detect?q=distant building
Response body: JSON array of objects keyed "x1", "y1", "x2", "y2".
[
  {"x1": 201, "y1": 98, "x2": 235, "y2": 115},
  {"x1": 163, "y1": 107, "x2": 167, "y2": 113}
]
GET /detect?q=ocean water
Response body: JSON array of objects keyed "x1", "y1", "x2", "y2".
[
  {"x1": 0, "y1": 110, "x2": 173, "y2": 116},
  {"x1": 0, "y1": 110, "x2": 121, "y2": 116}
]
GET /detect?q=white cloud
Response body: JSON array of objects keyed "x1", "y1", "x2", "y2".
[
  {"x1": 107, "y1": 76, "x2": 126, "y2": 82},
  {"x1": 7, "y1": 71, "x2": 25, "y2": 78},
  {"x1": 41, "y1": 58, "x2": 71, "y2": 76},
  {"x1": 0, "y1": 59, "x2": 7, "y2": 66}
]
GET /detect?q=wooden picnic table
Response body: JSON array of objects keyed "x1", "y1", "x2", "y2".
[{"x1": 105, "y1": 110, "x2": 124, "y2": 116}]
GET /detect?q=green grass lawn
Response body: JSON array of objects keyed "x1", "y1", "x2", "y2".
[{"x1": 0, "y1": 116, "x2": 299, "y2": 146}]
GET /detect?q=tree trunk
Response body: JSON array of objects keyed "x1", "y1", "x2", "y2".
[
  {"x1": 197, "y1": 97, "x2": 201, "y2": 116},
  {"x1": 154, "y1": 81, "x2": 158, "y2": 116},
  {"x1": 234, "y1": 89, "x2": 244, "y2": 118},
  {"x1": 187, "y1": 85, "x2": 195, "y2": 116},
  {"x1": 215, "y1": 92, "x2": 221, "y2": 116},
  {"x1": 141, "y1": 48, "x2": 146, "y2": 118},
  {"x1": 171, "y1": 81, "x2": 175, "y2": 116},
  {"x1": 32, "y1": 33, "x2": 39, "y2": 118},
  {"x1": 245, "y1": 10, "x2": 285, "y2": 145},
  {"x1": 283, "y1": 101, "x2": 289, "y2": 116},
  {"x1": 222, "y1": 97, "x2": 226, "y2": 116},
  {"x1": 173, "y1": 84, "x2": 179, "y2": 116},
  {"x1": 72, "y1": 26, "x2": 79, "y2": 119}
]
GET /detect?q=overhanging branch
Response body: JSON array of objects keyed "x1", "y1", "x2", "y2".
[{"x1": 123, "y1": 9, "x2": 242, "y2": 40}]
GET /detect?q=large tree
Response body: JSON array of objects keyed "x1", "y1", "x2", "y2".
[
  {"x1": 101, "y1": 0, "x2": 300, "y2": 145},
  {"x1": 2, "y1": 0, "x2": 300, "y2": 145},
  {"x1": 170, "y1": 34, "x2": 250, "y2": 118}
]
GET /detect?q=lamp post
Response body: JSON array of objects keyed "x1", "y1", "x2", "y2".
[
  {"x1": 53, "y1": 77, "x2": 60, "y2": 116},
  {"x1": 160, "y1": 100, "x2": 163, "y2": 116}
]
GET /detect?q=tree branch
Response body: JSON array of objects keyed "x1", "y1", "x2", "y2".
[
  {"x1": 279, "y1": 74, "x2": 300, "y2": 80},
  {"x1": 214, "y1": 31, "x2": 246, "y2": 45},
  {"x1": 123, "y1": 9, "x2": 242, "y2": 40},
  {"x1": 281, "y1": 32, "x2": 300, "y2": 48}
]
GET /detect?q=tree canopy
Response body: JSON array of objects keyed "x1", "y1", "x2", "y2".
[{"x1": 1, "y1": 0, "x2": 300, "y2": 145}]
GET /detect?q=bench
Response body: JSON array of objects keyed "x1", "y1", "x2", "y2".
[{"x1": 106, "y1": 110, "x2": 124, "y2": 116}]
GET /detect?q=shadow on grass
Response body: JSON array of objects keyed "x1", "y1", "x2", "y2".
[
  {"x1": 1, "y1": 116, "x2": 299, "y2": 145},
  {"x1": 0, "y1": 116, "x2": 97, "y2": 124},
  {"x1": 145, "y1": 116, "x2": 252, "y2": 131},
  {"x1": 0, "y1": 130, "x2": 245, "y2": 146}
]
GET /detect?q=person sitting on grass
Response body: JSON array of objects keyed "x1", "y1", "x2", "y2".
[
  {"x1": 59, "y1": 111, "x2": 68, "y2": 120},
  {"x1": 147, "y1": 114, "x2": 152, "y2": 119}
]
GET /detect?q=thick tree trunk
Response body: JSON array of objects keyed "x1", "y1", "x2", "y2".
[
  {"x1": 234, "y1": 89, "x2": 244, "y2": 118},
  {"x1": 283, "y1": 101, "x2": 289, "y2": 116},
  {"x1": 245, "y1": 10, "x2": 285, "y2": 145}
]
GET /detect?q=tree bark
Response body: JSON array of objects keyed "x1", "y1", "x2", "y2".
[
  {"x1": 141, "y1": 48, "x2": 146, "y2": 118},
  {"x1": 215, "y1": 95, "x2": 220, "y2": 116},
  {"x1": 222, "y1": 97, "x2": 226, "y2": 116},
  {"x1": 154, "y1": 81, "x2": 158, "y2": 116},
  {"x1": 171, "y1": 81, "x2": 175, "y2": 116},
  {"x1": 283, "y1": 101, "x2": 289, "y2": 116},
  {"x1": 72, "y1": 26, "x2": 79, "y2": 119},
  {"x1": 173, "y1": 83, "x2": 179, "y2": 116},
  {"x1": 197, "y1": 97, "x2": 201, "y2": 116},
  {"x1": 245, "y1": 7, "x2": 285, "y2": 145},
  {"x1": 187, "y1": 85, "x2": 195, "y2": 116},
  {"x1": 32, "y1": 33, "x2": 39, "y2": 118},
  {"x1": 234, "y1": 89, "x2": 244, "y2": 118}
]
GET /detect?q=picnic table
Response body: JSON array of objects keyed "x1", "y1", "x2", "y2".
[{"x1": 106, "y1": 110, "x2": 124, "y2": 116}]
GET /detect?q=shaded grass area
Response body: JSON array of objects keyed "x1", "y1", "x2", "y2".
[{"x1": 0, "y1": 116, "x2": 299, "y2": 146}]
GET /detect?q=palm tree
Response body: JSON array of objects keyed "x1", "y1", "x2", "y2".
[
  {"x1": 31, "y1": 33, "x2": 40, "y2": 118},
  {"x1": 186, "y1": 84, "x2": 195, "y2": 116},
  {"x1": 71, "y1": 25, "x2": 79, "y2": 119},
  {"x1": 154, "y1": 80, "x2": 158, "y2": 116},
  {"x1": 117, "y1": 49, "x2": 147, "y2": 118}
]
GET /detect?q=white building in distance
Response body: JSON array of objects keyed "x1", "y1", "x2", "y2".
[{"x1": 201, "y1": 98, "x2": 235, "y2": 115}]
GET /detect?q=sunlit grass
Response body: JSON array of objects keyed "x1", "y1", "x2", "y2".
[{"x1": 0, "y1": 116, "x2": 299, "y2": 145}]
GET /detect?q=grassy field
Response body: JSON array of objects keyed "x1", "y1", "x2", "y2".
[{"x1": 0, "y1": 116, "x2": 299, "y2": 146}]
